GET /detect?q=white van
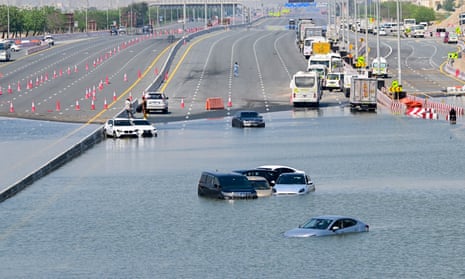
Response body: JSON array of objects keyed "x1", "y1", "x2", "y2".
[
  {"x1": 324, "y1": 72, "x2": 343, "y2": 91},
  {"x1": 290, "y1": 71, "x2": 322, "y2": 107},
  {"x1": 371, "y1": 57, "x2": 388, "y2": 78}
]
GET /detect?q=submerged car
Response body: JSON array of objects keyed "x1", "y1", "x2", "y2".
[
  {"x1": 257, "y1": 165, "x2": 300, "y2": 177},
  {"x1": 231, "y1": 110, "x2": 265, "y2": 128},
  {"x1": 103, "y1": 118, "x2": 138, "y2": 138},
  {"x1": 272, "y1": 172, "x2": 315, "y2": 195},
  {"x1": 131, "y1": 118, "x2": 157, "y2": 137},
  {"x1": 197, "y1": 171, "x2": 257, "y2": 200},
  {"x1": 233, "y1": 168, "x2": 280, "y2": 186},
  {"x1": 284, "y1": 215, "x2": 369, "y2": 237},
  {"x1": 246, "y1": 176, "x2": 272, "y2": 197}
]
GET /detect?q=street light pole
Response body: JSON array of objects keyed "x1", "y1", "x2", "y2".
[
  {"x1": 376, "y1": 0, "x2": 380, "y2": 75},
  {"x1": 396, "y1": 0, "x2": 402, "y2": 86},
  {"x1": 7, "y1": 0, "x2": 10, "y2": 39},
  {"x1": 85, "y1": 0, "x2": 88, "y2": 33}
]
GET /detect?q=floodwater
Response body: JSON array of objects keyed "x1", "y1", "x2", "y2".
[{"x1": 1, "y1": 106, "x2": 465, "y2": 278}]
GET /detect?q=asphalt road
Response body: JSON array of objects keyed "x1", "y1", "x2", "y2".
[
  {"x1": 1, "y1": 17, "x2": 460, "y2": 125},
  {"x1": 362, "y1": 30, "x2": 463, "y2": 96},
  {"x1": 0, "y1": 33, "x2": 173, "y2": 123}
]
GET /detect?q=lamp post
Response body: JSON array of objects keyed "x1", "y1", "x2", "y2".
[
  {"x1": 375, "y1": 0, "x2": 380, "y2": 76},
  {"x1": 396, "y1": 0, "x2": 402, "y2": 86},
  {"x1": 85, "y1": 0, "x2": 88, "y2": 33},
  {"x1": 364, "y1": 0, "x2": 368, "y2": 66},
  {"x1": 7, "y1": 0, "x2": 10, "y2": 39},
  {"x1": 354, "y1": 0, "x2": 358, "y2": 59}
]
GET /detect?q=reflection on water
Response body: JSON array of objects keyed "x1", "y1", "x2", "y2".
[{"x1": 1, "y1": 110, "x2": 465, "y2": 278}]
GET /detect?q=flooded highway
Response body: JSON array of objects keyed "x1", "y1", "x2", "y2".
[{"x1": 1, "y1": 106, "x2": 465, "y2": 278}]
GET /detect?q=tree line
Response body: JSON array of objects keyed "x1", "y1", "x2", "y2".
[{"x1": 0, "y1": 2, "x2": 157, "y2": 39}]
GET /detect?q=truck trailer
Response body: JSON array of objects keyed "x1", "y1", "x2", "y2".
[{"x1": 350, "y1": 77, "x2": 378, "y2": 111}]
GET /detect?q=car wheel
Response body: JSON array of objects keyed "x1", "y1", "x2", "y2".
[{"x1": 163, "y1": 108, "x2": 168, "y2": 114}]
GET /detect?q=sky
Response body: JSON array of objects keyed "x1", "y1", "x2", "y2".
[{"x1": 7, "y1": 0, "x2": 287, "y2": 11}]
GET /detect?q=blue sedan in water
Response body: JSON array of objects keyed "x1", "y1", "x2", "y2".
[{"x1": 284, "y1": 215, "x2": 369, "y2": 237}]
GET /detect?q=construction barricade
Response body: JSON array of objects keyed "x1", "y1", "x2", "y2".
[{"x1": 205, "y1": 97, "x2": 225, "y2": 110}]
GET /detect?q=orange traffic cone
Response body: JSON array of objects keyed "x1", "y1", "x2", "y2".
[
  {"x1": 56, "y1": 101, "x2": 61, "y2": 111},
  {"x1": 129, "y1": 91, "x2": 133, "y2": 101},
  {"x1": 138, "y1": 70, "x2": 142, "y2": 79},
  {"x1": 227, "y1": 96, "x2": 232, "y2": 107},
  {"x1": 124, "y1": 73, "x2": 128, "y2": 82},
  {"x1": 31, "y1": 101, "x2": 36, "y2": 112},
  {"x1": 91, "y1": 99, "x2": 95, "y2": 110},
  {"x1": 8, "y1": 83, "x2": 12, "y2": 94},
  {"x1": 75, "y1": 100, "x2": 80, "y2": 110},
  {"x1": 181, "y1": 98, "x2": 185, "y2": 108},
  {"x1": 105, "y1": 75, "x2": 109, "y2": 85},
  {"x1": 9, "y1": 101, "x2": 14, "y2": 113},
  {"x1": 113, "y1": 91, "x2": 117, "y2": 101},
  {"x1": 17, "y1": 81, "x2": 21, "y2": 92},
  {"x1": 104, "y1": 98, "x2": 108, "y2": 109}
]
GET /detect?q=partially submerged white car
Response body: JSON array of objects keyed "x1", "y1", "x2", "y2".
[
  {"x1": 272, "y1": 172, "x2": 315, "y2": 195},
  {"x1": 131, "y1": 118, "x2": 157, "y2": 137},
  {"x1": 284, "y1": 215, "x2": 369, "y2": 237},
  {"x1": 103, "y1": 118, "x2": 138, "y2": 138},
  {"x1": 104, "y1": 118, "x2": 157, "y2": 138}
]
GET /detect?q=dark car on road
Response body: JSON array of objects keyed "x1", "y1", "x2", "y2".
[{"x1": 231, "y1": 110, "x2": 265, "y2": 128}]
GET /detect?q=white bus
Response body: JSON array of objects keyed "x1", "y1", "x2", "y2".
[{"x1": 290, "y1": 71, "x2": 322, "y2": 107}]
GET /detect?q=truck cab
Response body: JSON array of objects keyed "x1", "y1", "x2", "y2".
[{"x1": 371, "y1": 57, "x2": 388, "y2": 78}]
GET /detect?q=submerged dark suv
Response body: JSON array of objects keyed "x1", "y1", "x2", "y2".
[{"x1": 198, "y1": 172, "x2": 257, "y2": 200}]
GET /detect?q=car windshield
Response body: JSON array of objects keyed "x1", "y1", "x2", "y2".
[
  {"x1": 373, "y1": 62, "x2": 387, "y2": 68},
  {"x1": 218, "y1": 176, "x2": 252, "y2": 190},
  {"x1": 114, "y1": 119, "x2": 132, "y2": 126},
  {"x1": 301, "y1": 218, "x2": 333, "y2": 230},
  {"x1": 276, "y1": 174, "x2": 305, "y2": 184},
  {"x1": 132, "y1": 120, "x2": 151, "y2": 126},
  {"x1": 240, "y1": 112, "x2": 259, "y2": 118},
  {"x1": 327, "y1": 74, "x2": 340, "y2": 80},
  {"x1": 147, "y1": 94, "x2": 163, "y2": 99}
]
